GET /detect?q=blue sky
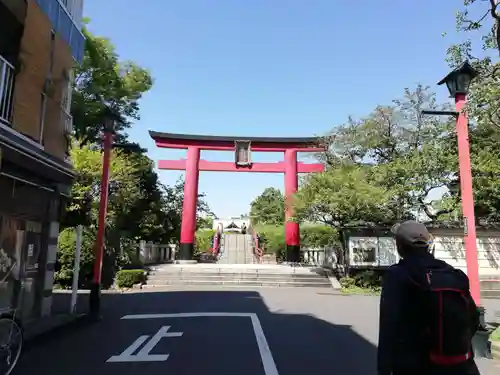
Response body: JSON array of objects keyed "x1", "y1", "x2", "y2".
[{"x1": 83, "y1": 0, "x2": 471, "y2": 218}]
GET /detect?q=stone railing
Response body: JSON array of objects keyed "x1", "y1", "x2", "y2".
[
  {"x1": 139, "y1": 241, "x2": 177, "y2": 265},
  {"x1": 301, "y1": 247, "x2": 337, "y2": 267}
]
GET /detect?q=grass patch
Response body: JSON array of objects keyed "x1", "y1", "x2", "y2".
[
  {"x1": 341, "y1": 285, "x2": 381, "y2": 295},
  {"x1": 491, "y1": 326, "x2": 500, "y2": 342}
]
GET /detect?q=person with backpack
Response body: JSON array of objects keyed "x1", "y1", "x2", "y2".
[{"x1": 377, "y1": 221, "x2": 481, "y2": 375}]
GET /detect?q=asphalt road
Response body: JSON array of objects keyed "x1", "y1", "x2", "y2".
[{"x1": 13, "y1": 287, "x2": 500, "y2": 375}]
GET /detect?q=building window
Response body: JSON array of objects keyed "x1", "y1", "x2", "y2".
[
  {"x1": 60, "y1": 69, "x2": 73, "y2": 114},
  {"x1": 0, "y1": 56, "x2": 15, "y2": 126},
  {"x1": 60, "y1": 69, "x2": 73, "y2": 159},
  {"x1": 49, "y1": 30, "x2": 56, "y2": 73},
  {"x1": 47, "y1": 0, "x2": 59, "y2": 27},
  {"x1": 39, "y1": 93, "x2": 48, "y2": 144},
  {"x1": 58, "y1": 6, "x2": 73, "y2": 44}
]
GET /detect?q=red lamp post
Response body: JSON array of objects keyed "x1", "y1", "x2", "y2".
[
  {"x1": 89, "y1": 118, "x2": 114, "y2": 319},
  {"x1": 436, "y1": 61, "x2": 481, "y2": 306}
]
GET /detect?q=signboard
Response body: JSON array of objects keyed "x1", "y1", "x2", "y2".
[
  {"x1": 348, "y1": 237, "x2": 377, "y2": 267},
  {"x1": 348, "y1": 235, "x2": 399, "y2": 268},
  {"x1": 377, "y1": 237, "x2": 399, "y2": 266}
]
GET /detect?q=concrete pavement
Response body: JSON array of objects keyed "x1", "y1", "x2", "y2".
[{"x1": 13, "y1": 287, "x2": 500, "y2": 375}]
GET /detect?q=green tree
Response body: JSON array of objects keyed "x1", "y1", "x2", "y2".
[
  {"x1": 316, "y1": 85, "x2": 457, "y2": 222},
  {"x1": 300, "y1": 224, "x2": 338, "y2": 248},
  {"x1": 160, "y1": 178, "x2": 213, "y2": 244},
  {"x1": 250, "y1": 187, "x2": 285, "y2": 225},
  {"x1": 197, "y1": 216, "x2": 214, "y2": 230},
  {"x1": 294, "y1": 164, "x2": 392, "y2": 227},
  {"x1": 445, "y1": 1, "x2": 500, "y2": 130},
  {"x1": 444, "y1": 1, "x2": 500, "y2": 221},
  {"x1": 71, "y1": 25, "x2": 153, "y2": 146}
]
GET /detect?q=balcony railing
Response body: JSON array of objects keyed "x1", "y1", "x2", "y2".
[{"x1": 0, "y1": 55, "x2": 15, "y2": 126}]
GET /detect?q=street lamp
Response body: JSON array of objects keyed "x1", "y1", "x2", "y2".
[
  {"x1": 88, "y1": 109, "x2": 141, "y2": 320},
  {"x1": 89, "y1": 114, "x2": 114, "y2": 320},
  {"x1": 422, "y1": 62, "x2": 487, "y2": 355},
  {"x1": 437, "y1": 61, "x2": 481, "y2": 307},
  {"x1": 437, "y1": 61, "x2": 478, "y2": 98}
]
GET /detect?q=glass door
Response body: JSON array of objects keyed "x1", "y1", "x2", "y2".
[{"x1": 19, "y1": 224, "x2": 42, "y2": 320}]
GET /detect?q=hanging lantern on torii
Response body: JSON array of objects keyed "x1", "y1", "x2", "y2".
[{"x1": 235, "y1": 140, "x2": 252, "y2": 167}]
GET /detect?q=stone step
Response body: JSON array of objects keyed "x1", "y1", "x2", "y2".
[
  {"x1": 481, "y1": 290, "x2": 500, "y2": 299},
  {"x1": 149, "y1": 266, "x2": 329, "y2": 275},
  {"x1": 148, "y1": 271, "x2": 329, "y2": 279},
  {"x1": 148, "y1": 273, "x2": 329, "y2": 282},
  {"x1": 480, "y1": 279, "x2": 500, "y2": 291},
  {"x1": 144, "y1": 279, "x2": 332, "y2": 288}
]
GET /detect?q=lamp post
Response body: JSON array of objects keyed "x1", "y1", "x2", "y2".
[
  {"x1": 436, "y1": 61, "x2": 481, "y2": 307},
  {"x1": 89, "y1": 117, "x2": 114, "y2": 320},
  {"x1": 422, "y1": 62, "x2": 489, "y2": 357},
  {"x1": 88, "y1": 111, "x2": 142, "y2": 319}
]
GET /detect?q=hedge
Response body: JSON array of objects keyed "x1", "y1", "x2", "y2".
[{"x1": 115, "y1": 269, "x2": 146, "y2": 288}]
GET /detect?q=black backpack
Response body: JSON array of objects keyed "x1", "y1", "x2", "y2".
[{"x1": 405, "y1": 261, "x2": 478, "y2": 366}]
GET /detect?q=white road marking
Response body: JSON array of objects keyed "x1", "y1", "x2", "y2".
[
  {"x1": 120, "y1": 312, "x2": 280, "y2": 375},
  {"x1": 106, "y1": 326, "x2": 183, "y2": 363}
]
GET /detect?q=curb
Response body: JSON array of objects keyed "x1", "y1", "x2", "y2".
[{"x1": 24, "y1": 313, "x2": 92, "y2": 350}]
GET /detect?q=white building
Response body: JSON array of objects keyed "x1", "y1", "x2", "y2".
[{"x1": 213, "y1": 216, "x2": 251, "y2": 233}]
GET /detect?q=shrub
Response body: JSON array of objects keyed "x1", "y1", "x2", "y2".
[
  {"x1": 55, "y1": 227, "x2": 134, "y2": 289},
  {"x1": 115, "y1": 269, "x2": 146, "y2": 288},
  {"x1": 254, "y1": 224, "x2": 285, "y2": 256},
  {"x1": 339, "y1": 270, "x2": 383, "y2": 293},
  {"x1": 252, "y1": 223, "x2": 338, "y2": 260},
  {"x1": 339, "y1": 276, "x2": 356, "y2": 289},
  {"x1": 195, "y1": 229, "x2": 216, "y2": 255},
  {"x1": 54, "y1": 227, "x2": 97, "y2": 288},
  {"x1": 353, "y1": 270, "x2": 382, "y2": 289}
]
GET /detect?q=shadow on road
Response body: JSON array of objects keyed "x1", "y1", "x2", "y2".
[{"x1": 16, "y1": 290, "x2": 377, "y2": 375}]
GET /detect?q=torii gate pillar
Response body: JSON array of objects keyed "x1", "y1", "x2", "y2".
[
  {"x1": 179, "y1": 146, "x2": 201, "y2": 260},
  {"x1": 150, "y1": 132, "x2": 325, "y2": 263},
  {"x1": 284, "y1": 149, "x2": 300, "y2": 262}
]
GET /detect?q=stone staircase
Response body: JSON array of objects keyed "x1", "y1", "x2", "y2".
[
  {"x1": 481, "y1": 278, "x2": 500, "y2": 299},
  {"x1": 145, "y1": 264, "x2": 334, "y2": 289},
  {"x1": 218, "y1": 233, "x2": 255, "y2": 264}
]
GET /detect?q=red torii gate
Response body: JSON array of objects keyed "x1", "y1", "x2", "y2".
[{"x1": 149, "y1": 131, "x2": 325, "y2": 263}]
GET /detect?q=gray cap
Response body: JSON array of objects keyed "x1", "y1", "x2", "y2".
[{"x1": 391, "y1": 221, "x2": 431, "y2": 247}]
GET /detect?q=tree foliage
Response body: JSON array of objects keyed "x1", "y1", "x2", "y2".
[
  {"x1": 297, "y1": 85, "x2": 462, "y2": 226},
  {"x1": 71, "y1": 25, "x2": 153, "y2": 146},
  {"x1": 444, "y1": 0, "x2": 500, "y2": 221},
  {"x1": 250, "y1": 187, "x2": 285, "y2": 225},
  {"x1": 57, "y1": 23, "x2": 212, "y2": 288}
]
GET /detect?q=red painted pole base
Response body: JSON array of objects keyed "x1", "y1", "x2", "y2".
[
  {"x1": 178, "y1": 242, "x2": 194, "y2": 261},
  {"x1": 286, "y1": 245, "x2": 301, "y2": 263}
]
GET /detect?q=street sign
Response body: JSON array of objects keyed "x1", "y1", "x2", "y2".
[{"x1": 106, "y1": 325, "x2": 183, "y2": 363}]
